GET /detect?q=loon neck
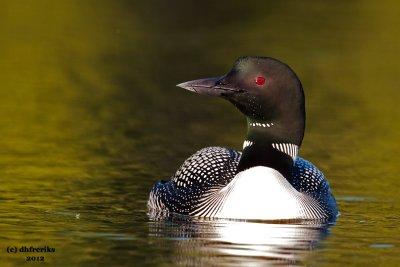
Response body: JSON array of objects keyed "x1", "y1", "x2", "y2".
[{"x1": 237, "y1": 119, "x2": 301, "y2": 176}]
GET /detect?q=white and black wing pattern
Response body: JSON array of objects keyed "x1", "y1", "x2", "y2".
[
  {"x1": 148, "y1": 147, "x2": 337, "y2": 220},
  {"x1": 289, "y1": 158, "x2": 338, "y2": 219},
  {"x1": 148, "y1": 147, "x2": 241, "y2": 215}
]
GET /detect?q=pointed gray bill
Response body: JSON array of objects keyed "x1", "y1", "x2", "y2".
[{"x1": 177, "y1": 77, "x2": 241, "y2": 97}]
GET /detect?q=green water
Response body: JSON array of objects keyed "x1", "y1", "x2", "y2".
[{"x1": 1, "y1": 1, "x2": 399, "y2": 266}]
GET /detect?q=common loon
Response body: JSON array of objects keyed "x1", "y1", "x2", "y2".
[{"x1": 148, "y1": 56, "x2": 338, "y2": 221}]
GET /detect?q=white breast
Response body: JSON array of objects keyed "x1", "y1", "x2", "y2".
[{"x1": 213, "y1": 166, "x2": 322, "y2": 220}]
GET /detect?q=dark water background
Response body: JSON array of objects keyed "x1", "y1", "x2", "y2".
[{"x1": 1, "y1": 1, "x2": 399, "y2": 266}]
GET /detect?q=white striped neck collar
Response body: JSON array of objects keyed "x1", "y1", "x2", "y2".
[
  {"x1": 242, "y1": 140, "x2": 253, "y2": 150},
  {"x1": 271, "y1": 143, "x2": 299, "y2": 160},
  {"x1": 242, "y1": 140, "x2": 299, "y2": 160},
  {"x1": 248, "y1": 121, "x2": 274, "y2": 129},
  {"x1": 238, "y1": 119, "x2": 302, "y2": 174}
]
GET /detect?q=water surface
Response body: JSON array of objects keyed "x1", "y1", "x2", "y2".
[{"x1": 1, "y1": 1, "x2": 399, "y2": 266}]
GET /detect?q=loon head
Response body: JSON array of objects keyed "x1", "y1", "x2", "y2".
[
  {"x1": 178, "y1": 56, "x2": 306, "y2": 173},
  {"x1": 177, "y1": 56, "x2": 305, "y2": 146}
]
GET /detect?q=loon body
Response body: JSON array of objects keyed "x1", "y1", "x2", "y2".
[{"x1": 148, "y1": 57, "x2": 338, "y2": 221}]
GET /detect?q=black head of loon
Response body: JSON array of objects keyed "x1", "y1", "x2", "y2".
[{"x1": 177, "y1": 56, "x2": 305, "y2": 176}]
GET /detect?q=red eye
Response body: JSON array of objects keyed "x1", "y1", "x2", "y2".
[{"x1": 255, "y1": 76, "x2": 266, "y2": 86}]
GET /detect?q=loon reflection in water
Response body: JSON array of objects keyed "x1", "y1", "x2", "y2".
[{"x1": 148, "y1": 213, "x2": 332, "y2": 265}]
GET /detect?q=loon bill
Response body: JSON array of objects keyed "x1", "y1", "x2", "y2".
[{"x1": 147, "y1": 56, "x2": 338, "y2": 221}]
